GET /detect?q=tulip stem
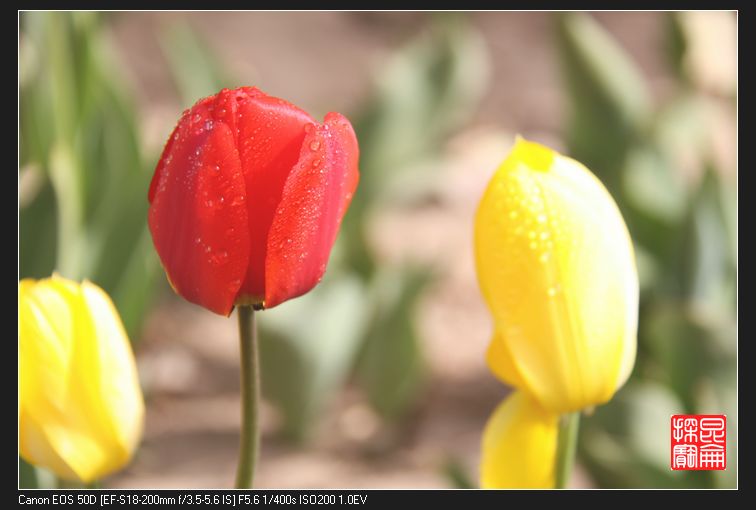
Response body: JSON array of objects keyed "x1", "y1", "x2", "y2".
[
  {"x1": 555, "y1": 412, "x2": 580, "y2": 489},
  {"x1": 235, "y1": 306, "x2": 260, "y2": 489}
]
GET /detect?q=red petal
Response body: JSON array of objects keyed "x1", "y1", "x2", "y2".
[
  {"x1": 230, "y1": 88, "x2": 315, "y2": 303},
  {"x1": 264, "y1": 112, "x2": 360, "y2": 308},
  {"x1": 148, "y1": 100, "x2": 250, "y2": 316}
]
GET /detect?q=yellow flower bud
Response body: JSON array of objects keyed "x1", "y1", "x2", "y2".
[
  {"x1": 475, "y1": 138, "x2": 638, "y2": 413},
  {"x1": 19, "y1": 275, "x2": 144, "y2": 483},
  {"x1": 480, "y1": 390, "x2": 558, "y2": 488}
]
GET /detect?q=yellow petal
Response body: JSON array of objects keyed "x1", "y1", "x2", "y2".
[
  {"x1": 486, "y1": 329, "x2": 525, "y2": 389},
  {"x1": 18, "y1": 276, "x2": 144, "y2": 483},
  {"x1": 480, "y1": 390, "x2": 558, "y2": 488},
  {"x1": 78, "y1": 281, "x2": 145, "y2": 469},
  {"x1": 475, "y1": 138, "x2": 638, "y2": 413}
]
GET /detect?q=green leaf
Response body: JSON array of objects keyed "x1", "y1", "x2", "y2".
[
  {"x1": 556, "y1": 12, "x2": 651, "y2": 193},
  {"x1": 622, "y1": 144, "x2": 688, "y2": 223},
  {"x1": 353, "y1": 15, "x2": 489, "y2": 208},
  {"x1": 19, "y1": 175, "x2": 58, "y2": 279},
  {"x1": 677, "y1": 167, "x2": 736, "y2": 316},
  {"x1": 258, "y1": 275, "x2": 370, "y2": 441},
  {"x1": 18, "y1": 457, "x2": 38, "y2": 489},
  {"x1": 20, "y1": 12, "x2": 160, "y2": 339},
  {"x1": 442, "y1": 456, "x2": 475, "y2": 489},
  {"x1": 160, "y1": 22, "x2": 235, "y2": 106},
  {"x1": 580, "y1": 382, "x2": 702, "y2": 488},
  {"x1": 357, "y1": 266, "x2": 432, "y2": 420},
  {"x1": 664, "y1": 13, "x2": 688, "y2": 80}
]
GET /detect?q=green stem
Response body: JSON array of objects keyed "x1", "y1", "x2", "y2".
[
  {"x1": 235, "y1": 306, "x2": 260, "y2": 489},
  {"x1": 555, "y1": 412, "x2": 580, "y2": 489}
]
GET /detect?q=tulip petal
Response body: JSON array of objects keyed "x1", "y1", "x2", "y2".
[
  {"x1": 19, "y1": 407, "x2": 79, "y2": 481},
  {"x1": 19, "y1": 277, "x2": 144, "y2": 482},
  {"x1": 486, "y1": 329, "x2": 526, "y2": 389},
  {"x1": 76, "y1": 281, "x2": 144, "y2": 474},
  {"x1": 148, "y1": 101, "x2": 250, "y2": 316},
  {"x1": 229, "y1": 88, "x2": 315, "y2": 303},
  {"x1": 264, "y1": 112, "x2": 359, "y2": 308},
  {"x1": 480, "y1": 390, "x2": 558, "y2": 488},
  {"x1": 475, "y1": 139, "x2": 638, "y2": 412}
]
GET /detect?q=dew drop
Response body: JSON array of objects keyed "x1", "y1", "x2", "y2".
[
  {"x1": 312, "y1": 158, "x2": 322, "y2": 168},
  {"x1": 193, "y1": 113, "x2": 202, "y2": 123},
  {"x1": 204, "y1": 120, "x2": 214, "y2": 131},
  {"x1": 309, "y1": 140, "x2": 321, "y2": 151},
  {"x1": 195, "y1": 237, "x2": 201, "y2": 245},
  {"x1": 204, "y1": 245, "x2": 212, "y2": 253}
]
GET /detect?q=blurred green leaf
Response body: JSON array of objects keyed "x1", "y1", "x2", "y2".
[
  {"x1": 357, "y1": 267, "x2": 432, "y2": 420},
  {"x1": 19, "y1": 11, "x2": 160, "y2": 339},
  {"x1": 556, "y1": 12, "x2": 650, "y2": 192},
  {"x1": 442, "y1": 456, "x2": 475, "y2": 489},
  {"x1": 160, "y1": 22, "x2": 235, "y2": 106},
  {"x1": 19, "y1": 174, "x2": 58, "y2": 279},
  {"x1": 343, "y1": 14, "x2": 488, "y2": 280},
  {"x1": 677, "y1": 168, "x2": 736, "y2": 316},
  {"x1": 665, "y1": 13, "x2": 689, "y2": 81},
  {"x1": 623, "y1": 145, "x2": 687, "y2": 224},
  {"x1": 353, "y1": 15, "x2": 489, "y2": 207},
  {"x1": 259, "y1": 276, "x2": 369, "y2": 441},
  {"x1": 580, "y1": 382, "x2": 703, "y2": 488},
  {"x1": 18, "y1": 457, "x2": 38, "y2": 489}
]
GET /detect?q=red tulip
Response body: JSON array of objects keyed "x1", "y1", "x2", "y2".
[{"x1": 148, "y1": 87, "x2": 359, "y2": 316}]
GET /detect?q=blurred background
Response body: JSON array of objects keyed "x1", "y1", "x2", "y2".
[{"x1": 19, "y1": 11, "x2": 737, "y2": 488}]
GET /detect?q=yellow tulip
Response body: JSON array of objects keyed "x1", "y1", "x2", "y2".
[
  {"x1": 480, "y1": 390, "x2": 558, "y2": 489},
  {"x1": 19, "y1": 275, "x2": 144, "y2": 483},
  {"x1": 475, "y1": 138, "x2": 638, "y2": 414}
]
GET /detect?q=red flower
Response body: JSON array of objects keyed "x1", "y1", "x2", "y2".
[{"x1": 148, "y1": 87, "x2": 359, "y2": 316}]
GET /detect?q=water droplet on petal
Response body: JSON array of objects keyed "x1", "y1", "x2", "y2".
[
  {"x1": 312, "y1": 158, "x2": 322, "y2": 168},
  {"x1": 309, "y1": 140, "x2": 321, "y2": 151}
]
